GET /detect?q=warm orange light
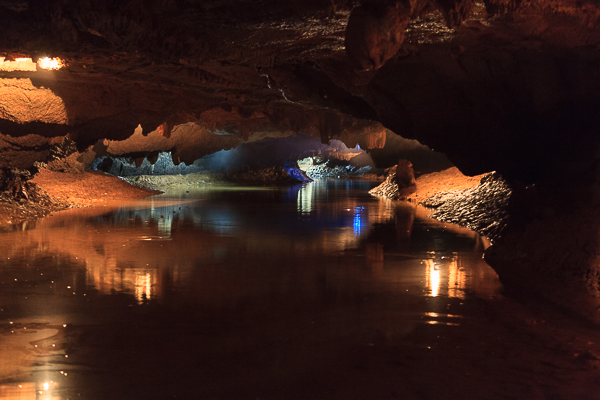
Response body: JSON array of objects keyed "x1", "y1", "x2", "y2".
[
  {"x1": 425, "y1": 259, "x2": 440, "y2": 297},
  {"x1": 0, "y1": 78, "x2": 69, "y2": 124},
  {"x1": 37, "y1": 57, "x2": 64, "y2": 70},
  {"x1": 0, "y1": 56, "x2": 64, "y2": 71},
  {"x1": 0, "y1": 57, "x2": 37, "y2": 71}
]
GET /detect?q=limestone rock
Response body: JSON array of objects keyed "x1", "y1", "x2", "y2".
[
  {"x1": 369, "y1": 160, "x2": 416, "y2": 199},
  {"x1": 437, "y1": 0, "x2": 474, "y2": 27},
  {"x1": 422, "y1": 172, "x2": 512, "y2": 242},
  {"x1": 345, "y1": 2, "x2": 409, "y2": 71},
  {"x1": 396, "y1": 159, "x2": 416, "y2": 189}
]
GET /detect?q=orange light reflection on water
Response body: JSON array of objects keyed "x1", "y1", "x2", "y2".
[
  {"x1": 424, "y1": 253, "x2": 487, "y2": 299},
  {"x1": 420, "y1": 251, "x2": 501, "y2": 327},
  {"x1": 425, "y1": 259, "x2": 441, "y2": 297},
  {"x1": 0, "y1": 381, "x2": 60, "y2": 400}
]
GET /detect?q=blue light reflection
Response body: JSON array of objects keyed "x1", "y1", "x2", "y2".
[{"x1": 353, "y1": 206, "x2": 365, "y2": 236}]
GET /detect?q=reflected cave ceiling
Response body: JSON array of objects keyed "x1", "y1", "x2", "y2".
[{"x1": 1, "y1": 0, "x2": 600, "y2": 184}]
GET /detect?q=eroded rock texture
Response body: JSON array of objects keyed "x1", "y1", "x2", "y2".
[
  {"x1": 368, "y1": 160, "x2": 416, "y2": 199},
  {"x1": 1, "y1": 0, "x2": 600, "y2": 318},
  {"x1": 423, "y1": 172, "x2": 511, "y2": 242},
  {"x1": 345, "y1": 2, "x2": 409, "y2": 70}
]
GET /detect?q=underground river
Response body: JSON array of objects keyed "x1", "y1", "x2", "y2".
[{"x1": 1, "y1": 180, "x2": 600, "y2": 399}]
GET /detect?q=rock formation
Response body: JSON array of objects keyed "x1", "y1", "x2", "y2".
[
  {"x1": 345, "y1": 2, "x2": 409, "y2": 70},
  {"x1": 395, "y1": 159, "x2": 416, "y2": 189},
  {"x1": 368, "y1": 159, "x2": 417, "y2": 199}
]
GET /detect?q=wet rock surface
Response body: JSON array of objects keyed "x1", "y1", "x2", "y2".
[
  {"x1": 369, "y1": 167, "x2": 511, "y2": 242},
  {"x1": 423, "y1": 173, "x2": 512, "y2": 242},
  {"x1": 303, "y1": 161, "x2": 373, "y2": 179},
  {"x1": 297, "y1": 144, "x2": 376, "y2": 179},
  {"x1": 369, "y1": 170, "x2": 400, "y2": 198},
  {"x1": 369, "y1": 170, "x2": 416, "y2": 200},
  {"x1": 369, "y1": 160, "x2": 417, "y2": 200}
]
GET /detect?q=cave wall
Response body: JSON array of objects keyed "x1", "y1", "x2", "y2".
[
  {"x1": 364, "y1": 44, "x2": 600, "y2": 182},
  {"x1": 2, "y1": 0, "x2": 600, "y2": 181}
]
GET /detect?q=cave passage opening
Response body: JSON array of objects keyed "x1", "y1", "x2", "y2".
[
  {"x1": 89, "y1": 135, "x2": 379, "y2": 185},
  {"x1": 85, "y1": 130, "x2": 455, "y2": 191}
]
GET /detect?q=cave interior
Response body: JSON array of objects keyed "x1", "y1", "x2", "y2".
[{"x1": 2, "y1": 0, "x2": 600, "y2": 398}]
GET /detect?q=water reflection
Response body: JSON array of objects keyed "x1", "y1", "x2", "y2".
[
  {"x1": 425, "y1": 258, "x2": 441, "y2": 297},
  {"x1": 421, "y1": 251, "x2": 497, "y2": 299},
  {"x1": 86, "y1": 258, "x2": 158, "y2": 304},
  {"x1": 0, "y1": 382, "x2": 60, "y2": 400},
  {"x1": 0, "y1": 180, "x2": 502, "y2": 399},
  {"x1": 297, "y1": 182, "x2": 314, "y2": 214},
  {"x1": 0, "y1": 182, "x2": 499, "y2": 303},
  {"x1": 353, "y1": 206, "x2": 365, "y2": 236}
]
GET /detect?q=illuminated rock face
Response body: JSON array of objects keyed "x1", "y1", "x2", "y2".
[
  {"x1": 0, "y1": 0, "x2": 600, "y2": 317},
  {"x1": 0, "y1": 57, "x2": 37, "y2": 72},
  {"x1": 0, "y1": 78, "x2": 68, "y2": 124}
]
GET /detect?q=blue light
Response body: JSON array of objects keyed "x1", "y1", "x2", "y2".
[
  {"x1": 284, "y1": 162, "x2": 312, "y2": 183},
  {"x1": 353, "y1": 206, "x2": 365, "y2": 236}
]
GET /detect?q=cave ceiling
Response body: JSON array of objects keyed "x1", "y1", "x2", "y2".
[{"x1": 1, "y1": 0, "x2": 600, "y2": 183}]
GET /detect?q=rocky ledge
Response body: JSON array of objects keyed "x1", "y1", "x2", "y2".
[
  {"x1": 0, "y1": 168, "x2": 71, "y2": 228},
  {"x1": 371, "y1": 167, "x2": 512, "y2": 242},
  {"x1": 369, "y1": 159, "x2": 417, "y2": 199},
  {"x1": 422, "y1": 173, "x2": 512, "y2": 242},
  {"x1": 226, "y1": 165, "x2": 310, "y2": 185}
]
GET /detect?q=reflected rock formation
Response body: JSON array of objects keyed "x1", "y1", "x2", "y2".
[
  {"x1": 0, "y1": 182, "x2": 506, "y2": 399},
  {"x1": 0, "y1": 184, "x2": 495, "y2": 305},
  {"x1": 0, "y1": 0, "x2": 600, "y2": 350}
]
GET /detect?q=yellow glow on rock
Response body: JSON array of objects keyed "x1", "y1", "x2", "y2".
[
  {"x1": 0, "y1": 78, "x2": 68, "y2": 124},
  {"x1": 0, "y1": 57, "x2": 37, "y2": 72},
  {"x1": 0, "y1": 56, "x2": 64, "y2": 71},
  {"x1": 38, "y1": 57, "x2": 64, "y2": 71}
]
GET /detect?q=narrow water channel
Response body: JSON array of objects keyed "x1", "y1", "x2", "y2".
[{"x1": 1, "y1": 180, "x2": 508, "y2": 399}]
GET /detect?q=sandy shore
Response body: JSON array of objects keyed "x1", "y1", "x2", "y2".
[
  {"x1": 31, "y1": 169, "x2": 161, "y2": 207},
  {"x1": 0, "y1": 169, "x2": 160, "y2": 228}
]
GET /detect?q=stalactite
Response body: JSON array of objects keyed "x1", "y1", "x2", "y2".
[
  {"x1": 436, "y1": 0, "x2": 475, "y2": 27},
  {"x1": 345, "y1": 1, "x2": 409, "y2": 70},
  {"x1": 482, "y1": 0, "x2": 523, "y2": 16}
]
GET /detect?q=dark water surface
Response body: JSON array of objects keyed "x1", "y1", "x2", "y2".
[{"x1": 0, "y1": 180, "x2": 502, "y2": 399}]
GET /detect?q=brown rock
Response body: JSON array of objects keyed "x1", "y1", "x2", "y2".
[
  {"x1": 344, "y1": 2, "x2": 409, "y2": 71},
  {"x1": 396, "y1": 159, "x2": 416, "y2": 189},
  {"x1": 437, "y1": 0, "x2": 475, "y2": 27}
]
